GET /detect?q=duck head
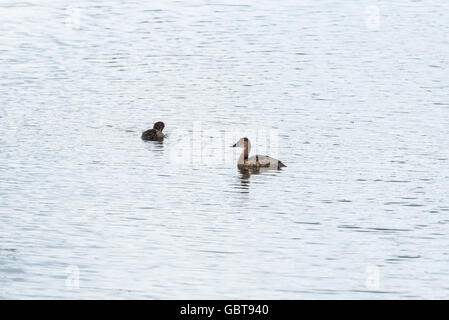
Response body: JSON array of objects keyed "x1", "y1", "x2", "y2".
[
  {"x1": 153, "y1": 121, "x2": 165, "y2": 131},
  {"x1": 231, "y1": 137, "x2": 250, "y2": 148}
]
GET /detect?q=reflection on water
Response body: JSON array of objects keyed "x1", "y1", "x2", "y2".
[
  {"x1": 237, "y1": 169, "x2": 252, "y2": 193},
  {"x1": 238, "y1": 170, "x2": 250, "y2": 191},
  {"x1": 143, "y1": 139, "x2": 164, "y2": 152},
  {"x1": 1, "y1": 0, "x2": 449, "y2": 299},
  {"x1": 236, "y1": 168, "x2": 281, "y2": 193}
]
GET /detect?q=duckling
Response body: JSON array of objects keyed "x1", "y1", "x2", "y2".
[
  {"x1": 232, "y1": 137, "x2": 286, "y2": 170},
  {"x1": 141, "y1": 121, "x2": 165, "y2": 141}
]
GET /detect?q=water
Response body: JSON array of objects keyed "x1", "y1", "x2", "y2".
[{"x1": 1, "y1": 0, "x2": 449, "y2": 299}]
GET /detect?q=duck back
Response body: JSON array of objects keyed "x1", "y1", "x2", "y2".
[{"x1": 141, "y1": 129, "x2": 164, "y2": 141}]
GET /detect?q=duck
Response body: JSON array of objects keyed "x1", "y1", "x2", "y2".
[
  {"x1": 141, "y1": 121, "x2": 165, "y2": 141},
  {"x1": 232, "y1": 137, "x2": 286, "y2": 170}
]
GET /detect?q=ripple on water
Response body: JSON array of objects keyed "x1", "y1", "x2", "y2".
[{"x1": 1, "y1": 0, "x2": 449, "y2": 299}]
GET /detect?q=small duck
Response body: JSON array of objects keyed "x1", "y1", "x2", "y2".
[
  {"x1": 141, "y1": 121, "x2": 165, "y2": 141},
  {"x1": 232, "y1": 137, "x2": 286, "y2": 170}
]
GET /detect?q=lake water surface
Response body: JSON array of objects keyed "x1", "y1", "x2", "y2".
[{"x1": 1, "y1": 0, "x2": 449, "y2": 299}]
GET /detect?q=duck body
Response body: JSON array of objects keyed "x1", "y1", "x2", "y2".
[
  {"x1": 233, "y1": 137, "x2": 286, "y2": 170},
  {"x1": 141, "y1": 121, "x2": 165, "y2": 141},
  {"x1": 238, "y1": 154, "x2": 286, "y2": 170},
  {"x1": 141, "y1": 128, "x2": 164, "y2": 141}
]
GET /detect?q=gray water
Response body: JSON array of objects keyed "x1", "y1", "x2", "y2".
[{"x1": 1, "y1": 0, "x2": 449, "y2": 299}]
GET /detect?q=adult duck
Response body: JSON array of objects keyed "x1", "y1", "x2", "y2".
[
  {"x1": 232, "y1": 137, "x2": 286, "y2": 170},
  {"x1": 141, "y1": 121, "x2": 165, "y2": 141}
]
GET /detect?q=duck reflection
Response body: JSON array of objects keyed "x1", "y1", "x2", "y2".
[
  {"x1": 236, "y1": 167, "x2": 279, "y2": 193},
  {"x1": 238, "y1": 169, "x2": 251, "y2": 192},
  {"x1": 144, "y1": 139, "x2": 164, "y2": 153}
]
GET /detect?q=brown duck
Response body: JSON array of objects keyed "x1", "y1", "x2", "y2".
[
  {"x1": 141, "y1": 121, "x2": 165, "y2": 141},
  {"x1": 232, "y1": 137, "x2": 286, "y2": 170}
]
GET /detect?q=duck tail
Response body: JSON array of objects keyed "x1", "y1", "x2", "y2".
[{"x1": 278, "y1": 160, "x2": 287, "y2": 168}]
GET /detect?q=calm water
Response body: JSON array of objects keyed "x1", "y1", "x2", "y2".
[{"x1": 1, "y1": 0, "x2": 449, "y2": 299}]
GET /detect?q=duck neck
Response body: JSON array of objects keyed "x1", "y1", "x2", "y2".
[{"x1": 239, "y1": 143, "x2": 251, "y2": 162}]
